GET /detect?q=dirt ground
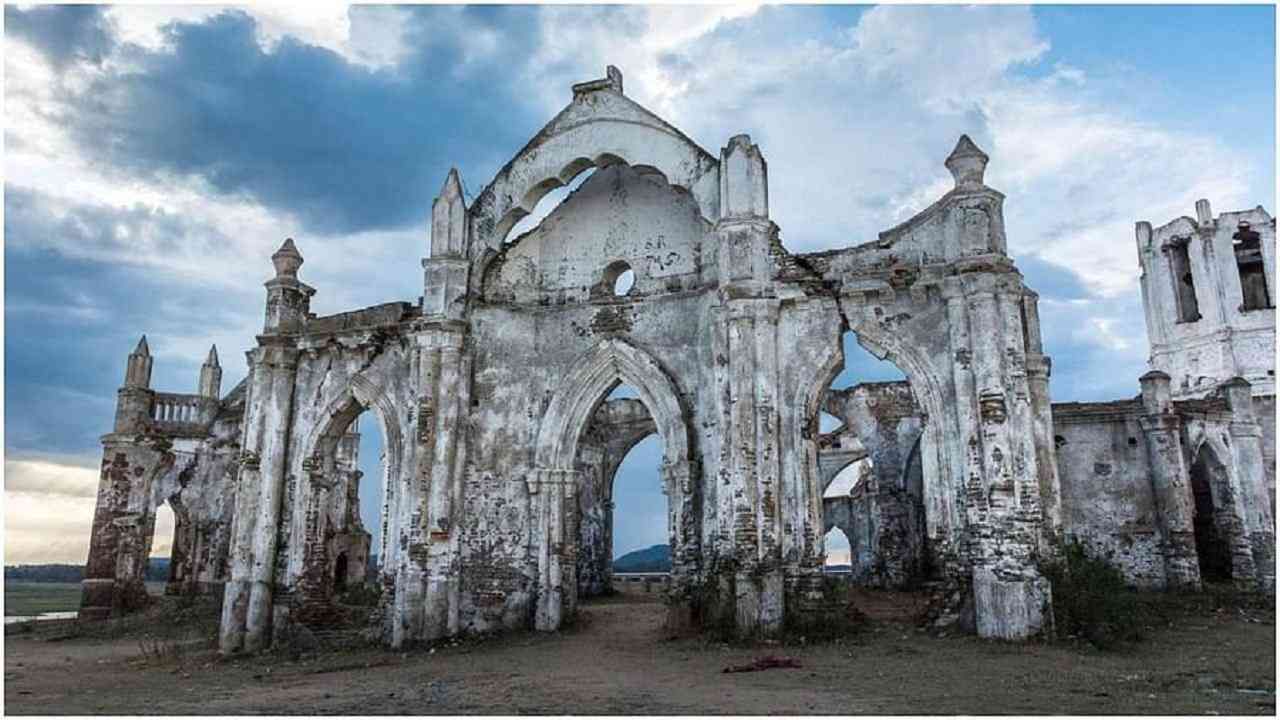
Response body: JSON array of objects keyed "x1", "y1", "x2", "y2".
[{"x1": 4, "y1": 593, "x2": 1275, "y2": 715}]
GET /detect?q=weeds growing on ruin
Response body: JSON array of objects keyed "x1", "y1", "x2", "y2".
[{"x1": 1042, "y1": 539, "x2": 1143, "y2": 650}]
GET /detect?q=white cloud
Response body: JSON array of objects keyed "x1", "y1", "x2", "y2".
[
  {"x1": 4, "y1": 457, "x2": 177, "y2": 564},
  {"x1": 104, "y1": 3, "x2": 411, "y2": 70}
]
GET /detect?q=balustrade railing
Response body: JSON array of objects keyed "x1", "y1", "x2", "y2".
[{"x1": 150, "y1": 393, "x2": 217, "y2": 429}]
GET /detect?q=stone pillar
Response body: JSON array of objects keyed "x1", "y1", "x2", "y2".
[
  {"x1": 219, "y1": 240, "x2": 311, "y2": 655},
  {"x1": 713, "y1": 134, "x2": 785, "y2": 637},
  {"x1": 965, "y1": 278, "x2": 1049, "y2": 639},
  {"x1": 1021, "y1": 291, "x2": 1061, "y2": 546},
  {"x1": 114, "y1": 336, "x2": 154, "y2": 434},
  {"x1": 1138, "y1": 371, "x2": 1201, "y2": 589},
  {"x1": 574, "y1": 437, "x2": 610, "y2": 598},
  {"x1": 1221, "y1": 378, "x2": 1275, "y2": 593},
  {"x1": 661, "y1": 459, "x2": 699, "y2": 632},
  {"x1": 530, "y1": 469, "x2": 579, "y2": 631},
  {"x1": 931, "y1": 137, "x2": 1052, "y2": 640},
  {"x1": 241, "y1": 342, "x2": 301, "y2": 652},
  {"x1": 411, "y1": 324, "x2": 471, "y2": 645}
]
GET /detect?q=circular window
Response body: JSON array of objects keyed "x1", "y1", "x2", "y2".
[
  {"x1": 603, "y1": 260, "x2": 635, "y2": 297},
  {"x1": 614, "y1": 268, "x2": 635, "y2": 296}
]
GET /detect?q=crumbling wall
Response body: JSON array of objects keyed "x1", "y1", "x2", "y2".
[
  {"x1": 1051, "y1": 400, "x2": 1167, "y2": 587},
  {"x1": 1051, "y1": 379, "x2": 1274, "y2": 595},
  {"x1": 466, "y1": 162, "x2": 715, "y2": 635},
  {"x1": 823, "y1": 382, "x2": 926, "y2": 587},
  {"x1": 80, "y1": 344, "x2": 243, "y2": 620},
  {"x1": 816, "y1": 382, "x2": 927, "y2": 588},
  {"x1": 1252, "y1": 394, "x2": 1275, "y2": 509}
]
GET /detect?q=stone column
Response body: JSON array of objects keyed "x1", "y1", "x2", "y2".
[
  {"x1": 714, "y1": 134, "x2": 785, "y2": 637},
  {"x1": 1021, "y1": 290, "x2": 1061, "y2": 546},
  {"x1": 413, "y1": 324, "x2": 470, "y2": 645},
  {"x1": 1138, "y1": 371, "x2": 1201, "y2": 589},
  {"x1": 242, "y1": 342, "x2": 301, "y2": 652},
  {"x1": 661, "y1": 458, "x2": 699, "y2": 632},
  {"x1": 1221, "y1": 378, "x2": 1275, "y2": 593},
  {"x1": 963, "y1": 277, "x2": 1049, "y2": 640},
  {"x1": 220, "y1": 240, "x2": 311, "y2": 655},
  {"x1": 530, "y1": 469, "x2": 579, "y2": 631}
]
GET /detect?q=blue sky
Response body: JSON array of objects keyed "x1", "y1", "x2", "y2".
[{"x1": 4, "y1": 4, "x2": 1274, "y2": 563}]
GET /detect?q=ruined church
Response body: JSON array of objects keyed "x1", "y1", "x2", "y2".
[{"x1": 79, "y1": 67, "x2": 1275, "y2": 653}]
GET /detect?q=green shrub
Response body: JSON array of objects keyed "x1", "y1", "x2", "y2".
[{"x1": 1042, "y1": 539, "x2": 1143, "y2": 650}]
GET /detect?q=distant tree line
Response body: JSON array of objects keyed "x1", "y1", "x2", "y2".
[{"x1": 6, "y1": 559, "x2": 170, "y2": 583}]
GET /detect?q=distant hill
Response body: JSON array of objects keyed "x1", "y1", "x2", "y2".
[
  {"x1": 6, "y1": 559, "x2": 171, "y2": 583},
  {"x1": 613, "y1": 544, "x2": 671, "y2": 573}
]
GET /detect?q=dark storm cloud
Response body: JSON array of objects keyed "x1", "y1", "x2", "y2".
[
  {"x1": 21, "y1": 7, "x2": 551, "y2": 235},
  {"x1": 4, "y1": 4, "x2": 116, "y2": 69},
  {"x1": 4, "y1": 188, "x2": 260, "y2": 455}
]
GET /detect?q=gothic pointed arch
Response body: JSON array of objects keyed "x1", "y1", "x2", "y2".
[{"x1": 535, "y1": 337, "x2": 690, "y2": 472}]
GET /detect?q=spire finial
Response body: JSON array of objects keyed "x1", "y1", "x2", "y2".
[
  {"x1": 205, "y1": 344, "x2": 220, "y2": 367},
  {"x1": 133, "y1": 334, "x2": 150, "y2": 357},
  {"x1": 440, "y1": 167, "x2": 464, "y2": 199},
  {"x1": 945, "y1": 134, "x2": 989, "y2": 189},
  {"x1": 271, "y1": 238, "x2": 304, "y2": 279}
]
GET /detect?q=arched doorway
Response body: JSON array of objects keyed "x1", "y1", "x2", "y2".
[
  {"x1": 149, "y1": 501, "x2": 176, "y2": 596},
  {"x1": 295, "y1": 387, "x2": 400, "y2": 614},
  {"x1": 1189, "y1": 444, "x2": 1233, "y2": 583},
  {"x1": 808, "y1": 330, "x2": 930, "y2": 589},
  {"x1": 533, "y1": 339, "x2": 697, "y2": 633},
  {"x1": 576, "y1": 384, "x2": 667, "y2": 600}
]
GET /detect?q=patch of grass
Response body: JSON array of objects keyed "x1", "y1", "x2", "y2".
[
  {"x1": 4, "y1": 582, "x2": 83, "y2": 616},
  {"x1": 71, "y1": 593, "x2": 222, "y2": 643},
  {"x1": 1042, "y1": 539, "x2": 1143, "y2": 650}
]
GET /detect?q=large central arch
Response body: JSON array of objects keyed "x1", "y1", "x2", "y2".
[{"x1": 531, "y1": 338, "x2": 699, "y2": 631}]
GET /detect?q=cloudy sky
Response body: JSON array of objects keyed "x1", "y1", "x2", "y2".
[{"x1": 4, "y1": 3, "x2": 1274, "y2": 565}]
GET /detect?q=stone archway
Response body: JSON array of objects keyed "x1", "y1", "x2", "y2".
[
  {"x1": 799, "y1": 324, "x2": 942, "y2": 587},
  {"x1": 531, "y1": 338, "x2": 697, "y2": 632},
  {"x1": 291, "y1": 375, "x2": 404, "y2": 617}
]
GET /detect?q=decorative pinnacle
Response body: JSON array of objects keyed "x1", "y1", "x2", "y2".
[
  {"x1": 271, "y1": 238, "x2": 304, "y2": 279},
  {"x1": 439, "y1": 167, "x2": 464, "y2": 201},
  {"x1": 204, "y1": 345, "x2": 220, "y2": 367},
  {"x1": 133, "y1": 334, "x2": 150, "y2": 357},
  {"x1": 945, "y1": 134, "x2": 989, "y2": 189}
]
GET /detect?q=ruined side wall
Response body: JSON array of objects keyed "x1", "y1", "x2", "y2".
[
  {"x1": 1051, "y1": 401, "x2": 1166, "y2": 588},
  {"x1": 149, "y1": 411, "x2": 243, "y2": 596},
  {"x1": 82, "y1": 380, "x2": 246, "y2": 619},
  {"x1": 818, "y1": 382, "x2": 927, "y2": 588}
]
